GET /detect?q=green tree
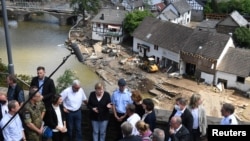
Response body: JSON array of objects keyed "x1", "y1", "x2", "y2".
[
  {"x1": 56, "y1": 69, "x2": 78, "y2": 93},
  {"x1": 123, "y1": 10, "x2": 154, "y2": 35},
  {"x1": 211, "y1": 0, "x2": 219, "y2": 13},
  {"x1": 233, "y1": 27, "x2": 250, "y2": 49},
  {"x1": 242, "y1": 0, "x2": 250, "y2": 15},
  {"x1": 70, "y1": 0, "x2": 100, "y2": 21},
  {"x1": 204, "y1": 1, "x2": 213, "y2": 14},
  {"x1": 0, "y1": 62, "x2": 8, "y2": 86}
]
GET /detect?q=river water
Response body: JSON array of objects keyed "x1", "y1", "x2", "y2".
[{"x1": 0, "y1": 14, "x2": 101, "y2": 95}]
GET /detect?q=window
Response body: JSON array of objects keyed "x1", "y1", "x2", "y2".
[
  {"x1": 97, "y1": 23, "x2": 100, "y2": 27},
  {"x1": 236, "y1": 76, "x2": 245, "y2": 84},
  {"x1": 137, "y1": 43, "x2": 140, "y2": 49},
  {"x1": 154, "y1": 45, "x2": 158, "y2": 50}
]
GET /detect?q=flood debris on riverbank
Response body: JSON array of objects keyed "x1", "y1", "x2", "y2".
[{"x1": 65, "y1": 20, "x2": 250, "y2": 122}]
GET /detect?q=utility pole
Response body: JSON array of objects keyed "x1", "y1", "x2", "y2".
[{"x1": 1, "y1": 0, "x2": 15, "y2": 75}]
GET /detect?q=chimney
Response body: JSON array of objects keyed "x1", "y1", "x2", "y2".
[{"x1": 100, "y1": 14, "x2": 104, "y2": 20}]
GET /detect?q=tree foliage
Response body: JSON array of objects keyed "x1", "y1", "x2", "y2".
[
  {"x1": 204, "y1": 1, "x2": 213, "y2": 14},
  {"x1": 70, "y1": 0, "x2": 100, "y2": 18},
  {"x1": 204, "y1": 0, "x2": 250, "y2": 15},
  {"x1": 56, "y1": 69, "x2": 78, "y2": 93},
  {"x1": 233, "y1": 27, "x2": 250, "y2": 49},
  {"x1": 123, "y1": 10, "x2": 154, "y2": 35}
]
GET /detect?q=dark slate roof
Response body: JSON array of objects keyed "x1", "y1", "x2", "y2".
[
  {"x1": 195, "y1": 0, "x2": 206, "y2": 6},
  {"x1": 197, "y1": 19, "x2": 219, "y2": 29},
  {"x1": 132, "y1": 17, "x2": 193, "y2": 53},
  {"x1": 162, "y1": 10, "x2": 178, "y2": 20},
  {"x1": 217, "y1": 48, "x2": 250, "y2": 77},
  {"x1": 172, "y1": 0, "x2": 192, "y2": 14},
  {"x1": 217, "y1": 10, "x2": 248, "y2": 27},
  {"x1": 91, "y1": 9, "x2": 127, "y2": 24},
  {"x1": 182, "y1": 30, "x2": 231, "y2": 60},
  {"x1": 131, "y1": 0, "x2": 144, "y2": 8}
]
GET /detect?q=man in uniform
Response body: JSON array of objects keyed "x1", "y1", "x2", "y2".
[
  {"x1": 22, "y1": 86, "x2": 46, "y2": 141},
  {"x1": 111, "y1": 78, "x2": 133, "y2": 140}
]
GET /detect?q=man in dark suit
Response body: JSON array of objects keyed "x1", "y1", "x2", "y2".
[
  {"x1": 168, "y1": 116, "x2": 191, "y2": 141},
  {"x1": 165, "y1": 97, "x2": 193, "y2": 141},
  {"x1": 30, "y1": 66, "x2": 56, "y2": 108}
]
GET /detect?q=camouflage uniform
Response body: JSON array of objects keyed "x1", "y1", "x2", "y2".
[{"x1": 22, "y1": 101, "x2": 46, "y2": 141}]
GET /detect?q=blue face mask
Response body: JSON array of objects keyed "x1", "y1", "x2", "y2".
[{"x1": 174, "y1": 104, "x2": 180, "y2": 111}]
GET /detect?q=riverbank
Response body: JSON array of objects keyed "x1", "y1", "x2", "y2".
[{"x1": 67, "y1": 18, "x2": 250, "y2": 122}]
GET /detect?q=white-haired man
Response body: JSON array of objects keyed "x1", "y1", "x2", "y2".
[{"x1": 60, "y1": 80, "x2": 88, "y2": 141}]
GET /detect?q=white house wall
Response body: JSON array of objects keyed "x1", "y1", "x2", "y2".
[
  {"x1": 133, "y1": 37, "x2": 180, "y2": 63},
  {"x1": 160, "y1": 5, "x2": 191, "y2": 25},
  {"x1": 201, "y1": 72, "x2": 214, "y2": 84},
  {"x1": 92, "y1": 23, "x2": 106, "y2": 41},
  {"x1": 145, "y1": 0, "x2": 162, "y2": 6},
  {"x1": 92, "y1": 22, "x2": 123, "y2": 44},
  {"x1": 216, "y1": 37, "x2": 235, "y2": 67},
  {"x1": 216, "y1": 71, "x2": 250, "y2": 92}
]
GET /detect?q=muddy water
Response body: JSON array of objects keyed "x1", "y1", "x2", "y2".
[{"x1": 0, "y1": 14, "x2": 101, "y2": 95}]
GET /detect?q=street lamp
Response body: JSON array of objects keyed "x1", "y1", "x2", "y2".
[{"x1": 1, "y1": 0, "x2": 15, "y2": 75}]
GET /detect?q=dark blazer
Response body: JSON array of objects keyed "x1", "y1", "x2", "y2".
[
  {"x1": 44, "y1": 104, "x2": 66, "y2": 130},
  {"x1": 165, "y1": 108, "x2": 193, "y2": 141},
  {"x1": 169, "y1": 125, "x2": 191, "y2": 141},
  {"x1": 87, "y1": 91, "x2": 111, "y2": 121},
  {"x1": 118, "y1": 135, "x2": 141, "y2": 141},
  {"x1": 144, "y1": 110, "x2": 156, "y2": 132},
  {"x1": 30, "y1": 76, "x2": 56, "y2": 106},
  {"x1": 168, "y1": 108, "x2": 193, "y2": 133}
]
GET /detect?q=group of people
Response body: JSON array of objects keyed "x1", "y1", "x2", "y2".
[
  {"x1": 164, "y1": 93, "x2": 239, "y2": 141},
  {"x1": 0, "y1": 65, "x2": 239, "y2": 141}
]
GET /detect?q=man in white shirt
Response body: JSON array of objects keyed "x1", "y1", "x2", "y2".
[
  {"x1": 126, "y1": 104, "x2": 141, "y2": 136},
  {"x1": 60, "y1": 80, "x2": 88, "y2": 141},
  {"x1": 220, "y1": 103, "x2": 238, "y2": 125},
  {"x1": 0, "y1": 100, "x2": 26, "y2": 141}
]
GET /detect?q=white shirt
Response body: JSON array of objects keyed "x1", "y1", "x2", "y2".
[
  {"x1": 174, "y1": 108, "x2": 185, "y2": 117},
  {"x1": 220, "y1": 114, "x2": 238, "y2": 125},
  {"x1": 60, "y1": 87, "x2": 87, "y2": 111},
  {"x1": 0, "y1": 113, "x2": 23, "y2": 141},
  {"x1": 191, "y1": 108, "x2": 199, "y2": 129},
  {"x1": 52, "y1": 105, "x2": 63, "y2": 132},
  {"x1": 127, "y1": 113, "x2": 141, "y2": 135},
  {"x1": 1, "y1": 103, "x2": 8, "y2": 117}
]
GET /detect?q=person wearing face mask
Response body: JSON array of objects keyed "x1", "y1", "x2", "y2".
[{"x1": 165, "y1": 97, "x2": 193, "y2": 141}]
